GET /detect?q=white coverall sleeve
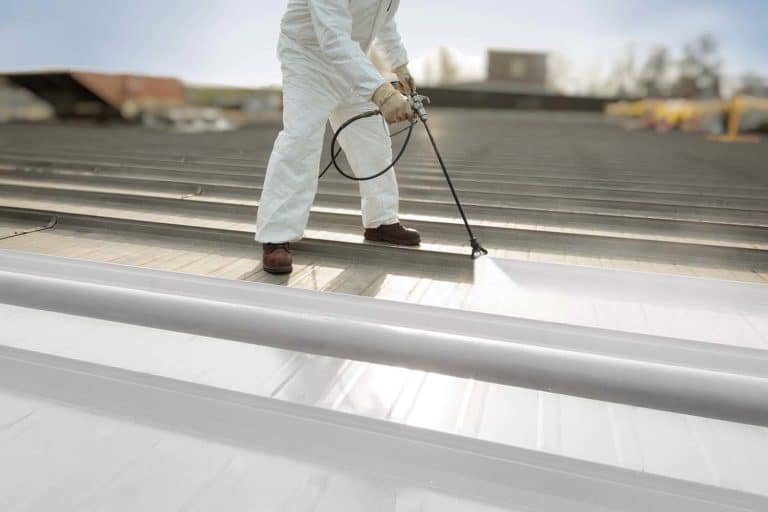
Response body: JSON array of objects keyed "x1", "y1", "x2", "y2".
[
  {"x1": 308, "y1": 0, "x2": 386, "y2": 99},
  {"x1": 373, "y1": 16, "x2": 409, "y2": 71}
]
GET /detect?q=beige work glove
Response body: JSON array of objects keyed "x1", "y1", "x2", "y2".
[
  {"x1": 372, "y1": 82, "x2": 414, "y2": 124},
  {"x1": 394, "y1": 65, "x2": 415, "y2": 95}
]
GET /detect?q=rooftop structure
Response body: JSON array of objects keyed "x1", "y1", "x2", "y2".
[
  {"x1": 2, "y1": 71, "x2": 186, "y2": 120},
  {"x1": 485, "y1": 49, "x2": 549, "y2": 94},
  {"x1": 0, "y1": 110, "x2": 767, "y2": 510},
  {"x1": 0, "y1": 77, "x2": 53, "y2": 122}
]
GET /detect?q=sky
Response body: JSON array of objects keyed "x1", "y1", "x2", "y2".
[{"x1": 1, "y1": 0, "x2": 766, "y2": 91}]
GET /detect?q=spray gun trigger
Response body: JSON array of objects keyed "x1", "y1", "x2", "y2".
[{"x1": 410, "y1": 93, "x2": 430, "y2": 121}]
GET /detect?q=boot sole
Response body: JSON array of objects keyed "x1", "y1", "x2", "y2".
[
  {"x1": 364, "y1": 234, "x2": 421, "y2": 247},
  {"x1": 263, "y1": 264, "x2": 293, "y2": 275}
]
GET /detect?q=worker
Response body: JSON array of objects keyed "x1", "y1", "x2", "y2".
[{"x1": 255, "y1": 0, "x2": 420, "y2": 274}]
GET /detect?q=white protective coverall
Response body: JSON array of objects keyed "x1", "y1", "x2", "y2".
[{"x1": 255, "y1": 0, "x2": 409, "y2": 243}]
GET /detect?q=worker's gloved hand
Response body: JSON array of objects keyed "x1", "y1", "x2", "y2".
[
  {"x1": 394, "y1": 65, "x2": 415, "y2": 95},
  {"x1": 373, "y1": 82, "x2": 414, "y2": 124}
]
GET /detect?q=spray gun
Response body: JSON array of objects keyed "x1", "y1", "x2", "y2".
[
  {"x1": 410, "y1": 92, "x2": 430, "y2": 122},
  {"x1": 322, "y1": 86, "x2": 488, "y2": 259},
  {"x1": 407, "y1": 89, "x2": 487, "y2": 258}
]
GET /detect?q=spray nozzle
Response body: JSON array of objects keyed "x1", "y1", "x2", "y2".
[{"x1": 470, "y1": 238, "x2": 488, "y2": 259}]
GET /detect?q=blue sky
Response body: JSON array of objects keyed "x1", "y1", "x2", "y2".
[{"x1": 2, "y1": 0, "x2": 766, "y2": 90}]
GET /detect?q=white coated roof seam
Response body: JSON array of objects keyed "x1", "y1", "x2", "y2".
[
  {"x1": 1, "y1": 249, "x2": 767, "y2": 426},
  {"x1": 2, "y1": 343, "x2": 765, "y2": 512},
  {"x1": 2, "y1": 248, "x2": 766, "y2": 376}
]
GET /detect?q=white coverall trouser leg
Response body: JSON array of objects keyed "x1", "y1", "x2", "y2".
[{"x1": 255, "y1": 44, "x2": 400, "y2": 243}]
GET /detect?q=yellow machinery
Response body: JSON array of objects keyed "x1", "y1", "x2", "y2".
[
  {"x1": 709, "y1": 95, "x2": 768, "y2": 143},
  {"x1": 604, "y1": 99, "x2": 662, "y2": 128},
  {"x1": 607, "y1": 96, "x2": 767, "y2": 142}
]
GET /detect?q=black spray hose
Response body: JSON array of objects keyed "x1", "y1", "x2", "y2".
[
  {"x1": 320, "y1": 95, "x2": 488, "y2": 259},
  {"x1": 319, "y1": 112, "x2": 415, "y2": 180}
]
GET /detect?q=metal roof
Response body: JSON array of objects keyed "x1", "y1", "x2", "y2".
[
  {"x1": 4, "y1": 312, "x2": 765, "y2": 511},
  {"x1": 0, "y1": 110, "x2": 767, "y2": 509},
  {"x1": 0, "y1": 110, "x2": 766, "y2": 284},
  {"x1": 1, "y1": 256, "x2": 767, "y2": 509}
]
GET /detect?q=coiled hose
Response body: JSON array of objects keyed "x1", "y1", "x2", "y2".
[
  {"x1": 319, "y1": 111, "x2": 414, "y2": 180},
  {"x1": 319, "y1": 102, "x2": 488, "y2": 259}
]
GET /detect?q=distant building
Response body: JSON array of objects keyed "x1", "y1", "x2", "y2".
[
  {"x1": 185, "y1": 85, "x2": 282, "y2": 112},
  {"x1": 0, "y1": 77, "x2": 53, "y2": 122},
  {"x1": 0, "y1": 71, "x2": 186, "y2": 121},
  {"x1": 485, "y1": 50, "x2": 548, "y2": 94},
  {"x1": 185, "y1": 84, "x2": 283, "y2": 125},
  {"x1": 417, "y1": 49, "x2": 609, "y2": 111}
]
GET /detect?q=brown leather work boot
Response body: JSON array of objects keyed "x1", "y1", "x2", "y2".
[
  {"x1": 364, "y1": 222, "x2": 421, "y2": 246},
  {"x1": 262, "y1": 243, "x2": 293, "y2": 274}
]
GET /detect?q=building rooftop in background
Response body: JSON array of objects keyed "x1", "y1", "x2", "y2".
[
  {"x1": 485, "y1": 49, "x2": 549, "y2": 93},
  {"x1": 1, "y1": 70, "x2": 185, "y2": 120},
  {"x1": 0, "y1": 76, "x2": 53, "y2": 122}
]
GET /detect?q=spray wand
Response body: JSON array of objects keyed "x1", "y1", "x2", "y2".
[{"x1": 320, "y1": 89, "x2": 488, "y2": 259}]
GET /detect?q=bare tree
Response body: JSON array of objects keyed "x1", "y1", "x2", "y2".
[
  {"x1": 437, "y1": 47, "x2": 460, "y2": 85},
  {"x1": 638, "y1": 46, "x2": 670, "y2": 97},
  {"x1": 546, "y1": 53, "x2": 569, "y2": 94},
  {"x1": 675, "y1": 33, "x2": 722, "y2": 98},
  {"x1": 424, "y1": 60, "x2": 434, "y2": 87},
  {"x1": 607, "y1": 44, "x2": 639, "y2": 99},
  {"x1": 738, "y1": 73, "x2": 766, "y2": 97}
]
